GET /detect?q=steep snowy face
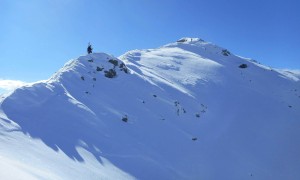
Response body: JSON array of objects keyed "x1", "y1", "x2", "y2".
[
  {"x1": 1, "y1": 53, "x2": 132, "y2": 137},
  {"x1": 0, "y1": 53, "x2": 136, "y2": 179},
  {"x1": 120, "y1": 41, "x2": 223, "y2": 96},
  {"x1": 0, "y1": 38, "x2": 300, "y2": 180}
]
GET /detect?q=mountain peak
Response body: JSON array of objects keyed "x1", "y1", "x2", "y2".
[
  {"x1": 159, "y1": 37, "x2": 233, "y2": 58},
  {"x1": 176, "y1": 37, "x2": 205, "y2": 43},
  {"x1": 163, "y1": 37, "x2": 208, "y2": 48}
]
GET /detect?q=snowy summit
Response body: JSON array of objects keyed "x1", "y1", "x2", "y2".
[{"x1": 0, "y1": 38, "x2": 300, "y2": 180}]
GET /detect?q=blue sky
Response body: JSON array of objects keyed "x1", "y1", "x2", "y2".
[{"x1": 0, "y1": 0, "x2": 299, "y2": 93}]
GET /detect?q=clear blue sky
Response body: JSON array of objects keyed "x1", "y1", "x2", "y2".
[{"x1": 0, "y1": 0, "x2": 299, "y2": 92}]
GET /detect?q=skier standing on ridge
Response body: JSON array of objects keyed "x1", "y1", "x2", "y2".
[{"x1": 87, "y1": 43, "x2": 93, "y2": 54}]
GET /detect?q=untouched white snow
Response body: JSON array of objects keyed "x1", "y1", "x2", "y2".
[{"x1": 0, "y1": 37, "x2": 300, "y2": 179}]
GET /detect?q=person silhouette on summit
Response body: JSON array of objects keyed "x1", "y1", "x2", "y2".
[{"x1": 87, "y1": 43, "x2": 93, "y2": 54}]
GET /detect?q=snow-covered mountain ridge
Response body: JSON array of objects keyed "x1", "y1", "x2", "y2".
[{"x1": 0, "y1": 38, "x2": 299, "y2": 180}]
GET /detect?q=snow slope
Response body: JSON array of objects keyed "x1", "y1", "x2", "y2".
[{"x1": 1, "y1": 38, "x2": 300, "y2": 179}]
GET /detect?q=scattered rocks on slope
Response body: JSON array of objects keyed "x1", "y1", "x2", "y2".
[
  {"x1": 81, "y1": 56, "x2": 129, "y2": 80},
  {"x1": 195, "y1": 104, "x2": 208, "y2": 118},
  {"x1": 102, "y1": 59, "x2": 129, "y2": 78},
  {"x1": 174, "y1": 100, "x2": 186, "y2": 116}
]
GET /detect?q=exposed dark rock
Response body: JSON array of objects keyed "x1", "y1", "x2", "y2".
[
  {"x1": 104, "y1": 69, "x2": 117, "y2": 78},
  {"x1": 122, "y1": 115, "x2": 128, "y2": 122},
  {"x1": 119, "y1": 62, "x2": 129, "y2": 73},
  {"x1": 222, "y1": 49, "x2": 231, "y2": 56},
  {"x1": 239, "y1": 64, "x2": 248, "y2": 68},
  {"x1": 177, "y1": 38, "x2": 187, "y2": 43},
  {"x1": 96, "y1": 66, "x2": 104, "y2": 71},
  {"x1": 108, "y1": 59, "x2": 118, "y2": 67}
]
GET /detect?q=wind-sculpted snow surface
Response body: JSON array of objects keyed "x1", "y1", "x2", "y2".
[{"x1": 0, "y1": 38, "x2": 300, "y2": 179}]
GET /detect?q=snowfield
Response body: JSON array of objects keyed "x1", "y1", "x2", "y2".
[{"x1": 0, "y1": 38, "x2": 300, "y2": 179}]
